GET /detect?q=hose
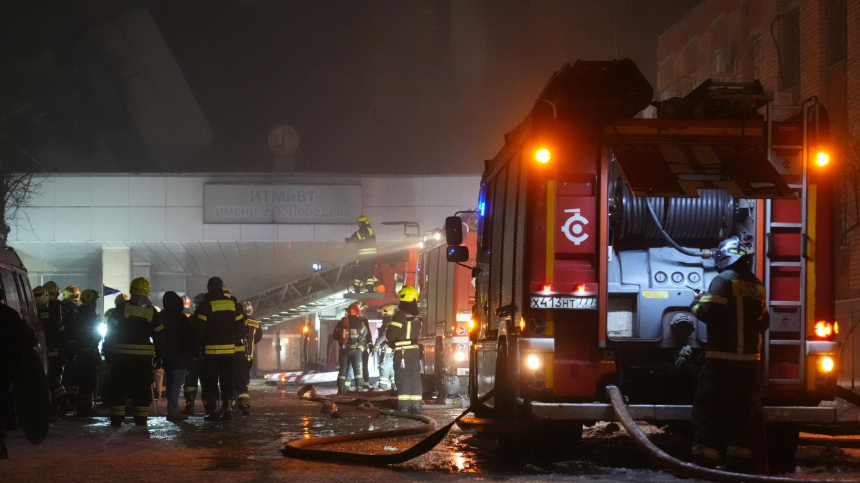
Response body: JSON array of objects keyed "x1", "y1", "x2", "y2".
[
  {"x1": 606, "y1": 385, "x2": 849, "y2": 483},
  {"x1": 282, "y1": 389, "x2": 494, "y2": 464},
  {"x1": 645, "y1": 202, "x2": 713, "y2": 258}
]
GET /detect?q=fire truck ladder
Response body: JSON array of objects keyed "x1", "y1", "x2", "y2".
[
  {"x1": 241, "y1": 261, "x2": 381, "y2": 328},
  {"x1": 763, "y1": 98, "x2": 822, "y2": 387}
]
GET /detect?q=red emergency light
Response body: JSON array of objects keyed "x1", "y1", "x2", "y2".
[
  {"x1": 542, "y1": 284, "x2": 553, "y2": 292},
  {"x1": 575, "y1": 284, "x2": 587, "y2": 293}
]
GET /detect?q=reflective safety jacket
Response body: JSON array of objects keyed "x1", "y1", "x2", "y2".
[
  {"x1": 192, "y1": 295, "x2": 246, "y2": 356},
  {"x1": 333, "y1": 317, "x2": 349, "y2": 345},
  {"x1": 375, "y1": 315, "x2": 393, "y2": 354},
  {"x1": 691, "y1": 269, "x2": 769, "y2": 361},
  {"x1": 347, "y1": 226, "x2": 377, "y2": 258},
  {"x1": 386, "y1": 305, "x2": 422, "y2": 359},
  {"x1": 345, "y1": 315, "x2": 368, "y2": 350},
  {"x1": 40, "y1": 300, "x2": 66, "y2": 357},
  {"x1": 236, "y1": 317, "x2": 263, "y2": 361},
  {"x1": 74, "y1": 303, "x2": 102, "y2": 354},
  {"x1": 103, "y1": 301, "x2": 164, "y2": 359}
]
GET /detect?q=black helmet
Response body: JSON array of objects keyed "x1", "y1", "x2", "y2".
[{"x1": 713, "y1": 236, "x2": 750, "y2": 271}]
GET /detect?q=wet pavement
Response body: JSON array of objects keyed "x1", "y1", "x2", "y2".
[{"x1": 4, "y1": 380, "x2": 860, "y2": 482}]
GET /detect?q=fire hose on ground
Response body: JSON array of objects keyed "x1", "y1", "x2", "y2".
[
  {"x1": 606, "y1": 385, "x2": 852, "y2": 483},
  {"x1": 281, "y1": 388, "x2": 494, "y2": 464}
]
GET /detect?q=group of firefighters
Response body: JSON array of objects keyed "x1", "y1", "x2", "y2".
[
  {"x1": 36, "y1": 275, "x2": 262, "y2": 427},
  {"x1": 333, "y1": 285, "x2": 424, "y2": 414}
]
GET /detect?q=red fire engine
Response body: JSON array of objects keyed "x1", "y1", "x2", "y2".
[{"x1": 444, "y1": 60, "x2": 836, "y2": 462}]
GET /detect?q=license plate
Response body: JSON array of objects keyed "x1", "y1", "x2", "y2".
[
  {"x1": 456, "y1": 368, "x2": 469, "y2": 376},
  {"x1": 530, "y1": 296, "x2": 597, "y2": 310}
]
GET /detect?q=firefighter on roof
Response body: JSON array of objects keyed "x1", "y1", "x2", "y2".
[
  {"x1": 103, "y1": 277, "x2": 164, "y2": 427},
  {"x1": 73, "y1": 289, "x2": 102, "y2": 417},
  {"x1": 192, "y1": 277, "x2": 246, "y2": 421},
  {"x1": 386, "y1": 285, "x2": 423, "y2": 413},
  {"x1": 38, "y1": 283, "x2": 71, "y2": 417},
  {"x1": 690, "y1": 236, "x2": 769, "y2": 474},
  {"x1": 345, "y1": 215, "x2": 377, "y2": 293},
  {"x1": 235, "y1": 301, "x2": 262, "y2": 415},
  {"x1": 375, "y1": 304, "x2": 396, "y2": 391},
  {"x1": 337, "y1": 303, "x2": 367, "y2": 394}
]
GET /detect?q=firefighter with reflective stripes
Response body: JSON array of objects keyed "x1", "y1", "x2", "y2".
[
  {"x1": 72, "y1": 289, "x2": 102, "y2": 416},
  {"x1": 103, "y1": 277, "x2": 164, "y2": 427},
  {"x1": 357, "y1": 302, "x2": 372, "y2": 390},
  {"x1": 386, "y1": 286, "x2": 423, "y2": 413},
  {"x1": 337, "y1": 303, "x2": 366, "y2": 394},
  {"x1": 375, "y1": 304, "x2": 396, "y2": 391},
  {"x1": 690, "y1": 237, "x2": 769, "y2": 474},
  {"x1": 345, "y1": 215, "x2": 377, "y2": 293},
  {"x1": 37, "y1": 283, "x2": 72, "y2": 417},
  {"x1": 183, "y1": 293, "x2": 207, "y2": 415},
  {"x1": 59, "y1": 285, "x2": 81, "y2": 411},
  {"x1": 234, "y1": 301, "x2": 262, "y2": 415},
  {"x1": 192, "y1": 277, "x2": 246, "y2": 421}
]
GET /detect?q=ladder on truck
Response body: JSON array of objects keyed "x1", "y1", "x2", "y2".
[{"x1": 763, "y1": 98, "x2": 824, "y2": 388}]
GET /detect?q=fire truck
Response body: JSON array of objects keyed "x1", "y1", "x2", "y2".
[
  {"x1": 415, "y1": 224, "x2": 477, "y2": 397},
  {"x1": 444, "y1": 60, "x2": 836, "y2": 460}
]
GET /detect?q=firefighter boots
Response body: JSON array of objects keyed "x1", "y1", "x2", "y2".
[
  {"x1": 220, "y1": 399, "x2": 233, "y2": 421},
  {"x1": 110, "y1": 416, "x2": 123, "y2": 427},
  {"x1": 133, "y1": 416, "x2": 147, "y2": 426},
  {"x1": 203, "y1": 399, "x2": 221, "y2": 421}
]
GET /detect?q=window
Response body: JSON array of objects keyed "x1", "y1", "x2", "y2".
[
  {"x1": 829, "y1": 0, "x2": 847, "y2": 65},
  {"x1": 782, "y1": 8, "x2": 801, "y2": 89},
  {"x1": 16, "y1": 273, "x2": 33, "y2": 316},
  {"x1": 684, "y1": 39, "x2": 700, "y2": 94},
  {"x1": 0, "y1": 270, "x2": 21, "y2": 313},
  {"x1": 710, "y1": 19, "x2": 734, "y2": 76},
  {"x1": 750, "y1": 36, "x2": 762, "y2": 81}
]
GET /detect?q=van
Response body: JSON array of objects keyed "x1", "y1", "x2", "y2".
[{"x1": 0, "y1": 246, "x2": 45, "y2": 367}]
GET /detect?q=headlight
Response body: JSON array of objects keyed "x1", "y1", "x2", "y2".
[
  {"x1": 525, "y1": 353, "x2": 542, "y2": 370},
  {"x1": 454, "y1": 352, "x2": 467, "y2": 362}
]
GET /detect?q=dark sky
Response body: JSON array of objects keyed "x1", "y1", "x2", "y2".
[{"x1": 1, "y1": 0, "x2": 699, "y2": 174}]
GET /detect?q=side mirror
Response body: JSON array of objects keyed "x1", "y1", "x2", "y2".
[
  {"x1": 445, "y1": 216, "x2": 463, "y2": 246},
  {"x1": 447, "y1": 245, "x2": 469, "y2": 263}
]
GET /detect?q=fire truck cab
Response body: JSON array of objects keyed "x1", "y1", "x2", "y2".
[{"x1": 446, "y1": 60, "x2": 837, "y2": 446}]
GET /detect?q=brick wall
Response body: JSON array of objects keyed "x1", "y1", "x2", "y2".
[{"x1": 658, "y1": 0, "x2": 860, "y2": 299}]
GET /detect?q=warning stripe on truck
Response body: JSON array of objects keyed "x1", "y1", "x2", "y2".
[{"x1": 264, "y1": 370, "x2": 339, "y2": 384}]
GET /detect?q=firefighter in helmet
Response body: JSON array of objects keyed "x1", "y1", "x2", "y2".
[
  {"x1": 72, "y1": 289, "x2": 102, "y2": 416},
  {"x1": 191, "y1": 277, "x2": 246, "y2": 421},
  {"x1": 38, "y1": 282, "x2": 72, "y2": 416},
  {"x1": 102, "y1": 277, "x2": 164, "y2": 427},
  {"x1": 59, "y1": 285, "x2": 81, "y2": 411},
  {"x1": 386, "y1": 285, "x2": 423, "y2": 413},
  {"x1": 234, "y1": 301, "x2": 262, "y2": 415},
  {"x1": 375, "y1": 304, "x2": 397, "y2": 391},
  {"x1": 690, "y1": 236, "x2": 769, "y2": 474},
  {"x1": 345, "y1": 215, "x2": 377, "y2": 293},
  {"x1": 357, "y1": 302, "x2": 373, "y2": 391},
  {"x1": 336, "y1": 303, "x2": 367, "y2": 394},
  {"x1": 183, "y1": 293, "x2": 207, "y2": 415}
]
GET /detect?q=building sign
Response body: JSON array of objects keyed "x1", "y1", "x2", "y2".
[{"x1": 204, "y1": 184, "x2": 362, "y2": 224}]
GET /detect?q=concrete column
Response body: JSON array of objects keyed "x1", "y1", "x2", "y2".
[{"x1": 102, "y1": 247, "x2": 131, "y2": 314}]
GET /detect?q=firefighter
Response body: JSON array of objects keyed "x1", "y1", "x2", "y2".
[
  {"x1": 332, "y1": 312, "x2": 350, "y2": 391},
  {"x1": 102, "y1": 277, "x2": 164, "y2": 427},
  {"x1": 192, "y1": 277, "x2": 245, "y2": 421},
  {"x1": 37, "y1": 283, "x2": 70, "y2": 417},
  {"x1": 337, "y1": 303, "x2": 366, "y2": 394},
  {"x1": 386, "y1": 286, "x2": 423, "y2": 413},
  {"x1": 345, "y1": 215, "x2": 377, "y2": 293},
  {"x1": 234, "y1": 301, "x2": 262, "y2": 415},
  {"x1": 358, "y1": 302, "x2": 372, "y2": 391},
  {"x1": 183, "y1": 293, "x2": 207, "y2": 415},
  {"x1": 73, "y1": 289, "x2": 102, "y2": 417},
  {"x1": 59, "y1": 285, "x2": 81, "y2": 412},
  {"x1": 375, "y1": 304, "x2": 396, "y2": 391},
  {"x1": 690, "y1": 236, "x2": 769, "y2": 474},
  {"x1": 0, "y1": 296, "x2": 37, "y2": 459},
  {"x1": 161, "y1": 291, "x2": 191, "y2": 422}
]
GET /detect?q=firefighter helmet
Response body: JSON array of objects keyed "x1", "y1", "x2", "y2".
[
  {"x1": 357, "y1": 215, "x2": 369, "y2": 224},
  {"x1": 380, "y1": 304, "x2": 395, "y2": 317},
  {"x1": 81, "y1": 289, "x2": 99, "y2": 304},
  {"x1": 347, "y1": 303, "x2": 361, "y2": 317},
  {"x1": 193, "y1": 293, "x2": 206, "y2": 310},
  {"x1": 713, "y1": 236, "x2": 750, "y2": 271},
  {"x1": 397, "y1": 285, "x2": 418, "y2": 302},
  {"x1": 63, "y1": 285, "x2": 81, "y2": 303},
  {"x1": 114, "y1": 293, "x2": 129, "y2": 307},
  {"x1": 43, "y1": 281, "x2": 60, "y2": 296},
  {"x1": 33, "y1": 285, "x2": 48, "y2": 304},
  {"x1": 223, "y1": 284, "x2": 231, "y2": 296},
  {"x1": 130, "y1": 277, "x2": 150, "y2": 297},
  {"x1": 357, "y1": 301, "x2": 368, "y2": 316},
  {"x1": 243, "y1": 300, "x2": 254, "y2": 316}
]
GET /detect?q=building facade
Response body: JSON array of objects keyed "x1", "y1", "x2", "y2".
[{"x1": 656, "y1": 0, "x2": 858, "y2": 310}]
